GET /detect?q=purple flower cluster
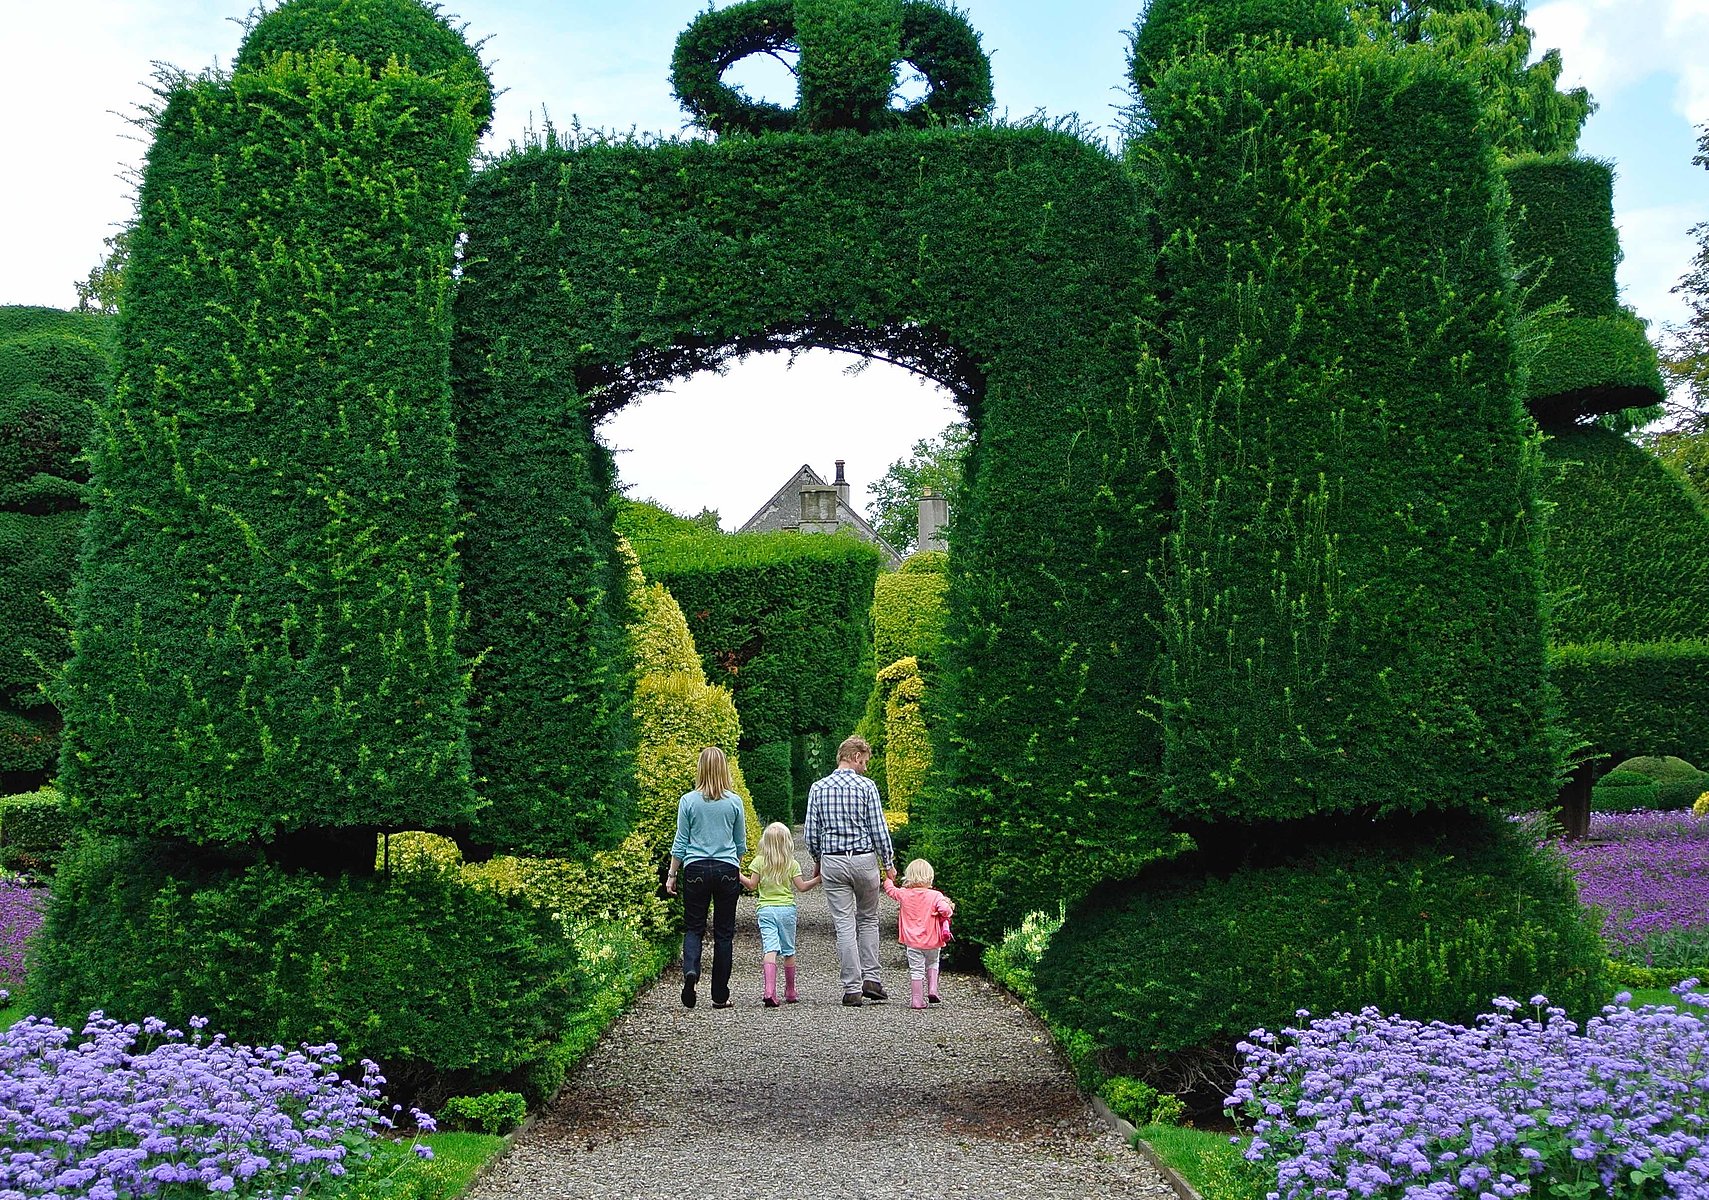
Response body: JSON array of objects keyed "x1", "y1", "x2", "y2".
[
  {"x1": 1560, "y1": 812, "x2": 1709, "y2": 966},
  {"x1": 0, "y1": 881, "x2": 45, "y2": 990},
  {"x1": 1229, "y1": 985, "x2": 1709, "y2": 1200},
  {"x1": 0, "y1": 1009, "x2": 419, "y2": 1198}
]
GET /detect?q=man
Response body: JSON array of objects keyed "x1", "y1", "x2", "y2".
[{"x1": 803, "y1": 734, "x2": 896, "y2": 1006}]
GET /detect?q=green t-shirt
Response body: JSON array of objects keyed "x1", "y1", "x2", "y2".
[{"x1": 749, "y1": 856, "x2": 802, "y2": 907}]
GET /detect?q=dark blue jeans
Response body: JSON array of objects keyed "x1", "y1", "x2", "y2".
[{"x1": 681, "y1": 859, "x2": 742, "y2": 1004}]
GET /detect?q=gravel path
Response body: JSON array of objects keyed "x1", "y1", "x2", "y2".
[{"x1": 469, "y1": 841, "x2": 1175, "y2": 1200}]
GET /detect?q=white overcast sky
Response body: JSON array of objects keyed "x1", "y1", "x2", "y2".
[{"x1": 5, "y1": 0, "x2": 1705, "y2": 527}]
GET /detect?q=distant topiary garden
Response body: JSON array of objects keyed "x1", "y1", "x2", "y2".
[{"x1": 5, "y1": 0, "x2": 1709, "y2": 1195}]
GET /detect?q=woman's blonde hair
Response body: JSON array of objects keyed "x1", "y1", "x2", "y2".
[
  {"x1": 903, "y1": 858, "x2": 935, "y2": 887},
  {"x1": 753, "y1": 821, "x2": 794, "y2": 889},
  {"x1": 695, "y1": 746, "x2": 733, "y2": 801}
]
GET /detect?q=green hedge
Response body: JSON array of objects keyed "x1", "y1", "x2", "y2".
[
  {"x1": 1609, "y1": 755, "x2": 1709, "y2": 808},
  {"x1": 1144, "y1": 43, "x2": 1556, "y2": 823},
  {"x1": 1128, "y1": 0, "x2": 1350, "y2": 92},
  {"x1": 29, "y1": 837, "x2": 582, "y2": 1085},
  {"x1": 1034, "y1": 814, "x2": 1608, "y2": 1069},
  {"x1": 1505, "y1": 155, "x2": 1619, "y2": 318},
  {"x1": 0, "y1": 309, "x2": 109, "y2": 792},
  {"x1": 1523, "y1": 313, "x2": 1667, "y2": 423},
  {"x1": 1590, "y1": 769, "x2": 1658, "y2": 812},
  {"x1": 1540, "y1": 426, "x2": 1709, "y2": 644},
  {"x1": 61, "y1": 15, "x2": 486, "y2": 843},
  {"x1": 0, "y1": 786, "x2": 72, "y2": 872},
  {"x1": 454, "y1": 102, "x2": 1162, "y2": 952},
  {"x1": 637, "y1": 530, "x2": 882, "y2": 760},
  {"x1": 872, "y1": 570, "x2": 947, "y2": 670},
  {"x1": 881, "y1": 656, "x2": 930, "y2": 815},
  {"x1": 1550, "y1": 641, "x2": 1709, "y2": 767}
]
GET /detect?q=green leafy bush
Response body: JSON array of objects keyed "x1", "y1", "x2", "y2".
[
  {"x1": 438, "y1": 1092, "x2": 527, "y2": 1136},
  {"x1": 1550, "y1": 640, "x2": 1709, "y2": 768},
  {"x1": 62, "y1": 27, "x2": 486, "y2": 843},
  {"x1": 29, "y1": 838, "x2": 583, "y2": 1088},
  {"x1": 1540, "y1": 426, "x2": 1709, "y2": 645},
  {"x1": 872, "y1": 571, "x2": 947, "y2": 670},
  {"x1": 1145, "y1": 43, "x2": 1556, "y2": 823},
  {"x1": 1100, "y1": 1076, "x2": 1186, "y2": 1128},
  {"x1": 1033, "y1": 814, "x2": 1608, "y2": 1079},
  {"x1": 880, "y1": 657, "x2": 930, "y2": 816},
  {"x1": 897, "y1": 550, "x2": 947, "y2": 575},
  {"x1": 0, "y1": 786, "x2": 73, "y2": 872},
  {"x1": 1607, "y1": 755, "x2": 1708, "y2": 810},
  {"x1": 1591, "y1": 769, "x2": 1660, "y2": 812}
]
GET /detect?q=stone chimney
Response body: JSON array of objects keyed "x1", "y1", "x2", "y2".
[
  {"x1": 917, "y1": 487, "x2": 949, "y2": 552},
  {"x1": 833, "y1": 459, "x2": 850, "y2": 508},
  {"x1": 799, "y1": 483, "x2": 841, "y2": 534}
]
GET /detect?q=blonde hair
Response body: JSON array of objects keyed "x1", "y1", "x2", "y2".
[
  {"x1": 752, "y1": 822, "x2": 794, "y2": 889},
  {"x1": 695, "y1": 746, "x2": 733, "y2": 801},
  {"x1": 902, "y1": 858, "x2": 935, "y2": 888},
  {"x1": 837, "y1": 734, "x2": 872, "y2": 764}
]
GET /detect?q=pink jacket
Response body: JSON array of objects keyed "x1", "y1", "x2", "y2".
[{"x1": 882, "y1": 880, "x2": 955, "y2": 950}]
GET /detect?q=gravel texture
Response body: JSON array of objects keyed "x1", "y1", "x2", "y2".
[{"x1": 468, "y1": 846, "x2": 1175, "y2": 1200}]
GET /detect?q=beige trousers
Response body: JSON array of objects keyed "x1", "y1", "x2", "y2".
[{"x1": 819, "y1": 852, "x2": 881, "y2": 993}]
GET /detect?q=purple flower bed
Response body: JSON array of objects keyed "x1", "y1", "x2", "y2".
[
  {"x1": 0, "y1": 1007, "x2": 433, "y2": 1199},
  {"x1": 0, "y1": 880, "x2": 46, "y2": 990},
  {"x1": 1559, "y1": 811, "x2": 1709, "y2": 967},
  {"x1": 1230, "y1": 985, "x2": 1709, "y2": 1200}
]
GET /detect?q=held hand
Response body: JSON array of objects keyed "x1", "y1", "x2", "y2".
[
  {"x1": 885, "y1": 867, "x2": 897, "y2": 882},
  {"x1": 664, "y1": 875, "x2": 677, "y2": 896}
]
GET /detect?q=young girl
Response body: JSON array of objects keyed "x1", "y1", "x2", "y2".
[
  {"x1": 881, "y1": 858, "x2": 955, "y2": 1009},
  {"x1": 739, "y1": 822, "x2": 821, "y2": 1006}
]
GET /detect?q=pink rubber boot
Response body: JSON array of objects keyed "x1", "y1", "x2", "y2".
[
  {"x1": 783, "y1": 961, "x2": 798, "y2": 1003},
  {"x1": 927, "y1": 965, "x2": 941, "y2": 1004},
  {"x1": 911, "y1": 979, "x2": 927, "y2": 1009},
  {"x1": 763, "y1": 961, "x2": 779, "y2": 1007}
]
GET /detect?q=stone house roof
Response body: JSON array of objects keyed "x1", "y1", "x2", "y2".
[{"x1": 737, "y1": 461, "x2": 902, "y2": 567}]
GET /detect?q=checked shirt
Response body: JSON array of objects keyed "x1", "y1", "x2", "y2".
[{"x1": 804, "y1": 767, "x2": 894, "y2": 870}]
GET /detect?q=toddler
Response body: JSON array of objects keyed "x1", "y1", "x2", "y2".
[
  {"x1": 739, "y1": 822, "x2": 820, "y2": 1006},
  {"x1": 881, "y1": 858, "x2": 955, "y2": 1009}
]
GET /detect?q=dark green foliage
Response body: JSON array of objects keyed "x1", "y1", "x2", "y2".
[
  {"x1": 1540, "y1": 426, "x2": 1709, "y2": 645},
  {"x1": 1590, "y1": 768, "x2": 1658, "y2": 812},
  {"x1": 866, "y1": 421, "x2": 969, "y2": 556},
  {"x1": 639, "y1": 531, "x2": 880, "y2": 752},
  {"x1": 29, "y1": 837, "x2": 581, "y2": 1082},
  {"x1": 1144, "y1": 45, "x2": 1556, "y2": 822},
  {"x1": 0, "y1": 787, "x2": 73, "y2": 872},
  {"x1": 62, "y1": 37, "x2": 485, "y2": 843},
  {"x1": 1505, "y1": 156, "x2": 1617, "y2": 317},
  {"x1": 438, "y1": 1092, "x2": 527, "y2": 1135},
  {"x1": 671, "y1": 0, "x2": 992, "y2": 137},
  {"x1": 1611, "y1": 755, "x2": 1709, "y2": 808},
  {"x1": 455, "y1": 124, "x2": 1164, "y2": 948},
  {"x1": 1034, "y1": 814, "x2": 1608, "y2": 1067},
  {"x1": 1550, "y1": 641, "x2": 1709, "y2": 767},
  {"x1": 0, "y1": 309, "x2": 108, "y2": 792},
  {"x1": 233, "y1": 0, "x2": 491, "y2": 126},
  {"x1": 1129, "y1": 0, "x2": 1350, "y2": 92},
  {"x1": 742, "y1": 740, "x2": 794, "y2": 826},
  {"x1": 1504, "y1": 157, "x2": 1664, "y2": 420},
  {"x1": 1523, "y1": 314, "x2": 1667, "y2": 423},
  {"x1": 613, "y1": 498, "x2": 721, "y2": 557}
]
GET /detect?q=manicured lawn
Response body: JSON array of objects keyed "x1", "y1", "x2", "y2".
[
  {"x1": 415, "y1": 1131, "x2": 508, "y2": 1194},
  {"x1": 0, "y1": 999, "x2": 21, "y2": 1029}
]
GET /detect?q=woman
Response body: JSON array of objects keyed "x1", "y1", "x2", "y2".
[{"x1": 664, "y1": 746, "x2": 748, "y2": 1009}]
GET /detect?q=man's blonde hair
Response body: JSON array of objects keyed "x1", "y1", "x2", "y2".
[
  {"x1": 837, "y1": 735, "x2": 872, "y2": 764},
  {"x1": 696, "y1": 745, "x2": 733, "y2": 800}
]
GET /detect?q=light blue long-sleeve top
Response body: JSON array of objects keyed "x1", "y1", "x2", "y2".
[{"x1": 669, "y1": 790, "x2": 746, "y2": 865}]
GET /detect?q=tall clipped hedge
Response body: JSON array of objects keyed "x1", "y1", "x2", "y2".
[
  {"x1": 1504, "y1": 156, "x2": 1664, "y2": 422},
  {"x1": 1144, "y1": 43, "x2": 1556, "y2": 823},
  {"x1": 60, "y1": 10, "x2": 486, "y2": 844},
  {"x1": 1034, "y1": 813, "x2": 1608, "y2": 1078},
  {"x1": 1550, "y1": 641, "x2": 1709, "y2": 768},
  {"x1": 1540, "y1": 425, "x2": 1709, "y2": 645},
  {"x1": 872, "y1": 569, "x2": 947, "y2": 670},
  {"x1": 452, "y1": 121, "x2": 1165, "y2": 947},
  {"x1": 634, "y1": 531, "x2": 881, "y2": 812},
  {"x1": 0, "y1": 308, "x2": 109, "y2": 791}
]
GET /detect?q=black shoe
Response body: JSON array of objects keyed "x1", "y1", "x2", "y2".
[
  {"x1": 842, "y1": 993, "x2": 865, "y2": 1007},
  {"x1": 862, "y1": 982, "x2": 889, "y2": 1002},
  {"x1": 711, "y1": 999, "x2": 734, "y2": 1009},
  {"x1": 928, "y1": 993, "x2": 941, "y2": 1004},
  {"x1": 763, "y1": 996, "x2": 781, "y2": 1008},
  {"x1": 681, "y1": 974, "x2": 698, "y2": 1008}
]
